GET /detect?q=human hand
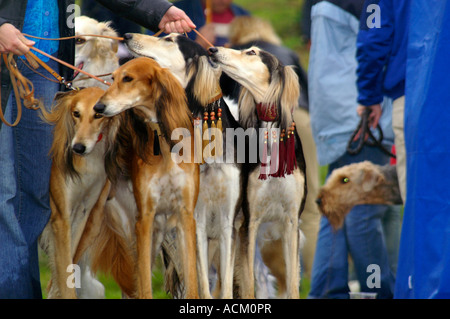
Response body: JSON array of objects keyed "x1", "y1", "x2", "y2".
[
  {"x1": 158, "y1": 6, "x2": 196, "y2": 34},
  {"x1": 354, "y1": 104, "x2": 382, "y2": 141},
  {"x1": 357, "y1": 104, "x2": 382, "y2": 129},
  {"x1": 0, "y1": 23, "x2": 35, "y2": 55},
  {"x1": 195, "y1": 23, "x2": 215, "y2": 48}
]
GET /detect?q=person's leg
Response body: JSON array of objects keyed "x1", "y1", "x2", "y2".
[
  {"x1": 345, "y1": 204, "x2": 395, "y2": 298},
  {"x1": 0, "y1": 57, "x2": 60, "y2": 298},
  {"x1": 339, "y1": 146, "x2": 397, "y2": 298},
  {"x1": 308, "y1": 215, "x2": 350, "y2": 298},
  {"x1": 308, "y1": 158, "x2": 351, "y2": 299},
  {"x1": 381, "y1": 205, "x2": 402, "y2": 276},
  {"x1": 392, "y1": 96, "x2": 406, "y2": 202},
  {"x1": 0, "y1": 95, "x2": 35, "y2": 298}
]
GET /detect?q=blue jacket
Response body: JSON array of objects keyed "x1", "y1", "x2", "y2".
[
  {"x1": 356, "y1": 0, "x2": 410, "y2": 106},
  {"x1": 173, "y1": 0, "x2": 249, "y2": 44},
  {"x1": 309, "y1": 1, "x2": 394, "y2": 165}
]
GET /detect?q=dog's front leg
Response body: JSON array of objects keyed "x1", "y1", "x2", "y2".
[
  {"x1": 195, "y1": 203, "x2": 212, "y2": 299},
  {"x1": 282, "y1": 214, "x2": 300, "y2": 299},
  {"x1": 219, "y1": 205, "x2": 236, "y2": 299},
  {"x1": 135, "y1": 196, "x2": 155, "y2": 299},
  {"x1": 48, "y1": 191, "x2": 77, "y2": 299},
  {"x1": 236, "y1": 216, "x2": 259, "y2": 299},
  {"x1": 178, "y1": 204, "x2": 199, "y2": 299},
  {"x1": 73, "y1": 180, "x2": 112, "y2": 264}
]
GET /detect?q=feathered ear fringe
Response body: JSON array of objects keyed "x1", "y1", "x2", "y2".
[
  {"x1": 238, "y1": 87, "x2": 259, "y2": 129},
  {"x1": 258, "y1": 65, "x2": 300, "y2": 179},
  {"x1": 191, "y1": 55, "x2": 222, "y2": 106},
  {"x1": 279, "y1": 66, "x2": 300, "y2": 130},
  {"x1": 40, "y1": 90, "x2": 79, "y2": 180},
  {"x1": 156, "y1": 68, "x2": 193, "y2": 148}
]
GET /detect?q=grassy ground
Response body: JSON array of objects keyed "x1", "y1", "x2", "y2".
[{"x1": 39, "y1": 0, "x2": 315, "y2": 299}]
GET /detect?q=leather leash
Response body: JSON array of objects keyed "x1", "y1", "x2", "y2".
[
  {"x1": 347, "y1": 107, "x2": 396, "y2": 158},
  {"x1": 0, "y1": 29, "x2": 210, "y2": 127}
]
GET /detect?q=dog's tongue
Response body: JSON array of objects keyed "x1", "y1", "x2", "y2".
[{"x1": 73, "y1": 61, "x2": 84, "y2": 79}]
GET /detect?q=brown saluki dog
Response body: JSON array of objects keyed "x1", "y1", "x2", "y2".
[
  {"x1": 39, "y1": 87, "x2": 126, "y2": 298},
  {"x1": 94, "y1": 57, "x2": 199, "y2": 299}
]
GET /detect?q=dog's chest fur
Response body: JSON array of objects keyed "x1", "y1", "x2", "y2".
[
  {"x1": 248, "y1": 167, "x2": 304, "y2": 239},
  {"x1": 148, "y1": 164, "x2": 189, "y2": 221},
  {"x1": 65, "y1": 143, "x2": 108, "y2": 248},
  {"x1": 196, "y1": 163, "x2": 241, "y2": 238}
]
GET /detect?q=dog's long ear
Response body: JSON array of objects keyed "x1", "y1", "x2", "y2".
[
  {"x1": 155, "y1": 68, "x2": 192, "y2": 147},
  {"x1": 238, "y1": 87, "x2": 258, "y2": 129},
  {"x1": 191, "y1": 55, "x2": 222, "y2": 106},
  {"x1": 279, "y1": 65, "x2": 300, "y2": 130},
  {"x1": 45, "y1": 90, "x2": 79, "y2": 178}
]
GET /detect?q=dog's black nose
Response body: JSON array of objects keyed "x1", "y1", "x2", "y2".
[
  {"x1": 94, "y1": 102, "x2": 106, "y2": 113},
  {"x1": 123, "y1": 33, "x2": 133, "y2": 42},
  {"x1": 315, "y1": 197, "x2": 322, "y2": 206},
  {"x1": 208, "y1": 47, "x2": 218, "y2": 55},
  {"x1": 72, "y1": 143, "x2": 86, "y2": 155}
]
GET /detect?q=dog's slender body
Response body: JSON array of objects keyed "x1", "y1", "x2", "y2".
[
  {"x1": 123, "y1": 33, "x2": 243, "y2": 299},
  {"x1": 94, "y1": 57, "x2": 199, "y2": 299},
  {"x1": 211, "y1": 46, "x2": 307, "y2": 298},
  {"x1": 39, "y1": 87, "x2": 135, "y2": 298},
  {"x1": 73, "y1": 16, "x2": 119, "y2": 88}
]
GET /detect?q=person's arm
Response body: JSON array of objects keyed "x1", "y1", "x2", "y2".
[
  {"x1": 95, "y1": 0, "x2": 195, "y2": 33},
  {"x1": 356, "y1": 0, "x2": 394, "y2": 128}
]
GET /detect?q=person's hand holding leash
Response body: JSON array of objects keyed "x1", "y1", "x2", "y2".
[
  {"x1": 159, "y1": 6, "x2": 196, "y2": 34},
  {"x1": 0, "y1": 23, "x2": 35, "y2": 55},
  {"x1": 354, "y1": 103, "x2": 382, "y2": 141}
]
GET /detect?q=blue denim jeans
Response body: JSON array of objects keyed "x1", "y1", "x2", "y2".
[
  {"x1": 308, "y1": 145, "x2": 402, "y2": 299},
  {"x1": 0, "y1": 56, "x2": 60, "y2": 298}
]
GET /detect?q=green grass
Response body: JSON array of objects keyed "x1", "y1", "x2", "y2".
[{"x1": 39, "y1": 248, "x2": 170, "y2": 299}]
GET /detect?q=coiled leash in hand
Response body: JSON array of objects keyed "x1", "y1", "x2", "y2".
[{"x1": 346, "y1": 107, "x2": 396, "y2": 158}]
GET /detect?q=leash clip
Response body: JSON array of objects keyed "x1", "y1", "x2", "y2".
[{"x1": 60, "y1": 77, "x2": 77, "y2": 91}]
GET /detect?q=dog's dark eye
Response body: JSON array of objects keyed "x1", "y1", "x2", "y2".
[
  {"x1": 94, "y1": 113, "x2": 103, "y2": 119},
  {"x1": 246, "y1": 50, "x2": 256, "y2": 56},
  {"x1": 122, "y1": 76, "x2": 133, "y2": 83},
  {"x1": 164, "y1": 37, "x2": 174, "y2": 42},
  {"x1": 342, "y1": 177, "x2": 350, "y2": 184},
  {"x1": 75, "y1": 37, "x2": 86, "y2": 45},
  {"x1": 73, "y1": 110, "x2": 80, "y2": 118}
]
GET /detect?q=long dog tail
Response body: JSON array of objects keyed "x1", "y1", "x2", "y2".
[
  {"x1": 90, "y1": 200, "x2": 136, "y2": 298},
  {"x1": 161, "y1": 231, "x2": 185, "y2": 298}
]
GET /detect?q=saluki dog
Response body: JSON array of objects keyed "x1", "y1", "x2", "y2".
[
  {"x1": 122, "y1": 33, "x2": 243, "y2": 299},
  {"x1": 94, "y1": 57, "x2": 199, "y2": 299},
  {"x1": 73, "y1": 16, "x2": 119, "y2": 88},
  {"x1": 39, "y1": 87, "x2": 134, "y2": 298},
  {"x1": 210, "y1": 46, "x2": 307, "y2": 298}
]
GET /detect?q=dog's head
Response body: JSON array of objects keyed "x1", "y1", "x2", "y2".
[
  {"x1": 123, "y1": 33, "x2": 222, "y2": 107},
  {"x1": 210, "y1": 46, "x2": 299, "y2": 129},
  {"x1": 316, "y1": 161, "x2": 387, "y2": 229},
  {"x1": 94, "y1": 57, "x2": 191, "y2": 147},
  {"x1": 41, "y1": 87, "x2": 108, "y2": 177},
  {"x1": 74, "y1": 16, "x2": 119, "y2": 87}
]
